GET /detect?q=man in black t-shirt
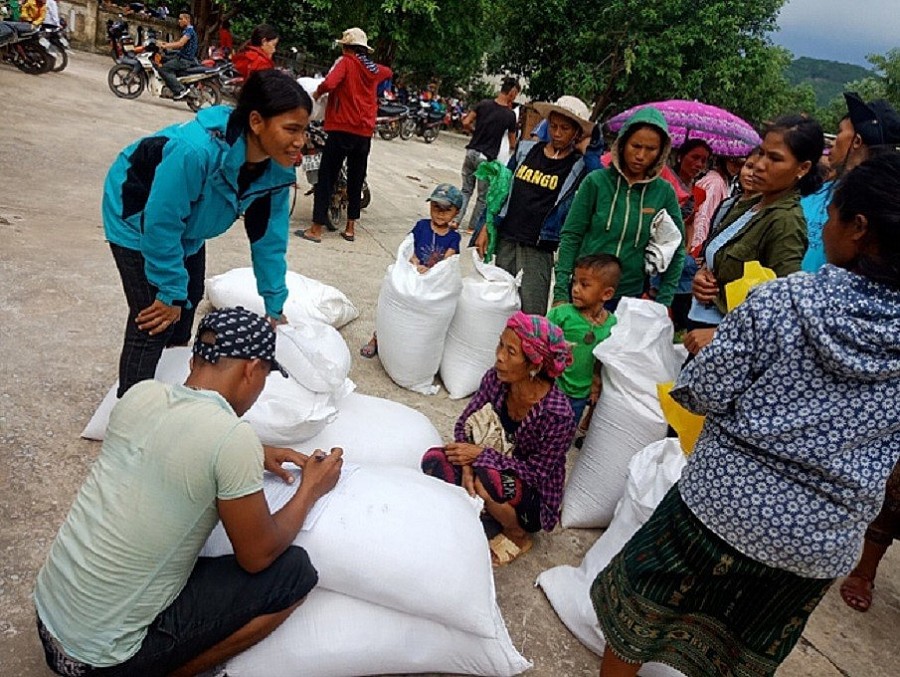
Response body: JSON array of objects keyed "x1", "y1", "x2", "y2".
[{"x1": 458, "y1": 77, "x2": 520, "y2": 231}]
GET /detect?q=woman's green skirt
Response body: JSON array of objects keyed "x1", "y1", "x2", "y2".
[{"x1": 591, "y1": 485, "x2": 833, "y2": 677}]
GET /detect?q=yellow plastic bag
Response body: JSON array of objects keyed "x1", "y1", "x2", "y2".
[
  {"x1": 657, "y1": 382, "x2": 704, "y2": 456},
  {"x1": 724, "y1": 261, "x2": 776, "y2": 312}
]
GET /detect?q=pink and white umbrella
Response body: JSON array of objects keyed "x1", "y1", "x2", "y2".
[{"x1": 605, "y1": 100, "x2": 761, "y2": 158}]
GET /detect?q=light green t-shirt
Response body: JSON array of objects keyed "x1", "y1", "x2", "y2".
[
  {"x1": 547, "y1": 303, "x2": 617, "y2": 398},
  {"x1": 34, "y1": 381, "x2": 264, "y2": 667}
]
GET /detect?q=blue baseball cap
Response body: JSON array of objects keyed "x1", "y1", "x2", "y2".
[{"x1": 426, "y1": 183, "x2": 463, "y2": 209}]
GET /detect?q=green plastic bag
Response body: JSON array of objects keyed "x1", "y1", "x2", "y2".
[{"x1": 473, "y1": 160, "x2": 513, "y2": 261}]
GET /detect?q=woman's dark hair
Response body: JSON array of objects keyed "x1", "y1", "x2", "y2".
[
  {"x1": 764, "y1": 114, "x2": 825, "y2": 196},
  {"x1": 831, "y1": 151, "x2": 900, "y2": 289},
  {"x1": 677, "y1": 138, "x2": 712, "y2": 161},
  {"x1": 249, "y1": 24, "x2": 278, "y2": 47},
  {"x1": 227, "y1": 70, "x2": 312, "y2": 141}
]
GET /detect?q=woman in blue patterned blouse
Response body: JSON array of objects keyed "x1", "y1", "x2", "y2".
[
  {"x1": 422, "y1": 312, "x2": 575, "y2": 567},
  {"x1": 591, "y1": 152, "x2": 900, "y2": 677}
]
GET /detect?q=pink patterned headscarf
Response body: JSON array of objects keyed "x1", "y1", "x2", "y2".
[{"x1": 505, "y1": 311, "x2": 573, "y2": 379}]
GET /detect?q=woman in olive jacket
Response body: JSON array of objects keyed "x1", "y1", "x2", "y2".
[{"x1": 685, "y1": 115, "x2": 824, "y2": 354}]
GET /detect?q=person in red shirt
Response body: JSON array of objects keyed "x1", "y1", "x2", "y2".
[
  {"x1": 217, "y1": 19, "x2": 234, "y2": 56},
  {"x1": 232, "y1": 24, "x2": 279, "y2": 79},
  {"x1": 295, "y1": 27, "x2": 392, "y2": 243}
]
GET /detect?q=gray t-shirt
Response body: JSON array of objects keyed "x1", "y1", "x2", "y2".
[{"x1": 34, "y1": 381, "x2": 263, "y2": 666}]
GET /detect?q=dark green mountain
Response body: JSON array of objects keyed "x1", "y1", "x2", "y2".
[{"x1": 785, "y1": 57, "x2": 874, "y2": 107}]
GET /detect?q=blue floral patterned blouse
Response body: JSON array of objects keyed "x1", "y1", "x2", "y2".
[{"x1": 673, "y1": 265, "x2": 900, "y2": 578}]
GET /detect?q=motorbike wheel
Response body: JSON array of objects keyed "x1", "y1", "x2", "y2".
[
  {"x1": 49, "y1": 44, "x2": 68, "y2": 72},
  {"x1": 423, "y1": 127, "x2": 439, "y2": 144},
  {"x1": 186, "y1": 80, "x2": 221, "y2": 112},
  {"x1": 399, "y1": 118, "x2": 415, "y2": 140},
  {"x1": 108, "y1": 64, "x2": 145, "y2": 99},
  {"x1": 14, "y1": 42, "x2": 52, "y2": 75},
  {"x1": 378, "y1": 122, "x2": 399, "y2": 141},
  {"x1": 360, "y1": 183, "x2": 371, "y2": 210}
]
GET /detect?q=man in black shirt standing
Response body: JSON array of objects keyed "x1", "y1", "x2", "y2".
[{"x1": 459, "y1": 77, "x2": 520, "y2": 232}]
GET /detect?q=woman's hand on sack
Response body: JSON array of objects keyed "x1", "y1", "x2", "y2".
[
  {"x1": 445, "y1": 442, "x2": 483, "y2": 466},
  {"x1": 263, "y1": 445, "x2": 309, "y2": 483},
  {"x1": 266, "y1": 314, "x2": 288, "y2": 329},
  {"x1": 474, "y1": 228, "x2": 488, "y2": 259},
  {"x1": 684, "y1": 328, "x2": 717, "y2": 355},
  {"x1": 691, "y1": 267, "x2": 720, "y2": 304},
  {"x1": 461, "y1": 465, "x2": 476, "y2": 497},
  {"x1": 136, "y1": 299, "x2": 181, "y2": 336}
]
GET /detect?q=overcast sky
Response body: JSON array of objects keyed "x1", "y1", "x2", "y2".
[{"x1": 771, "y1": 0, "x2": 900, "y2": 67}]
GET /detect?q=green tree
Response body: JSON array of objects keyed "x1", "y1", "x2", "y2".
[
  {"x1": 489, "y1": 0, "x2": 793, "y2": 125},
  {"x1": 815, "y1": 49, "x2": 900, "y2": 133}
]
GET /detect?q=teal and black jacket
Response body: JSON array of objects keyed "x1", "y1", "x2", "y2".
[{"x1": 102, "y1": 105, "x2": 294, "y2": 317}]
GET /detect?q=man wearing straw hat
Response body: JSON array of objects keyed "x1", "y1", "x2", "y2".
[{"x1": 296, "y1": 28, "x2": 392, "y2": 244}]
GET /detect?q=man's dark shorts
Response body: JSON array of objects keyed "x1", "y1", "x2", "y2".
[{"x1": 38, "y1": 547, "x2": 316, "y2": 677}]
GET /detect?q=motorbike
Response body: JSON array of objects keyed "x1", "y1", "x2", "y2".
[
  {"x1": 106, "y1": 16, "x2": 132, "y2": 62},
  {"x1": 201, "y1": 46, "x2": 242, "y2": 101},
  {"x1": 107, "y1": 39, "x2": 223, "y2": 112},
  {"x1": 0, "y1": 20, "x2": 53, "y2": 74},
  {"x1": 296, "y1": 121, "x2": 371, "y2": 228},
  {"x1": 375, "y1": 100, "x2": 410, "y2": 141},
  {"x1": 413, "y1": 101, "x2": 444, "y2": 143},
  {"x1": 41, "y1": 20, "x2": 69, "y2": 72}
]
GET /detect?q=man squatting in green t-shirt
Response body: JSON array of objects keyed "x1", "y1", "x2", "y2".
[
  {"x1": 33, "y1": 307, "x2": 345, "y2": 676},
  {"x1": 547, "y1": 254, "x2": 622, "y2": 431}
]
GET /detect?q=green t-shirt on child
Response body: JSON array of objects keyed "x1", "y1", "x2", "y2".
[{"x1": 546, "y1": 303, "x2": 617, "y2": 398}]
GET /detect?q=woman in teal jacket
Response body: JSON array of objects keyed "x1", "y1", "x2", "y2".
[{"x1": 102, "y1": 70, "x2": 311, "y2": 397}]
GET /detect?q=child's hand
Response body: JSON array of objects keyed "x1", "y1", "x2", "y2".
[
  {"x1": 449, "y1": 220, "x2": 460, "y2": 230},
  {"x1": 416, "y1": 264, "x2": 428, "y2": 274}
]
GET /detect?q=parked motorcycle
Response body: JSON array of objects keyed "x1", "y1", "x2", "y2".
[
  {"x1": 107, "y1": 40, "x2": 223, "y2": 111},
  {"x1": 0, "y1": 20, "x2": 53, "y2": 74},
  {"x1": 375, "y1": 100, "x2": 409, "y2": 141},
  {"x1": 413, "y1": 101, "x2": 444, "y2": 143},
  {"x1": 41, "y1": 21, "x2": 69, "y2": 72},
  {"x1": 296, "y1": 121, "x2": 372, "y2": 227}
]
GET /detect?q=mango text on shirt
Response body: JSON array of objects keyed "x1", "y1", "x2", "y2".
[{"x1": 515, "y1": 164, "x2": 560, "y2": 190}]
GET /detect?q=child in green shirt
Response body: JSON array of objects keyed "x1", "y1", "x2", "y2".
[{"x1": 547, "y1": 253, "x2": 621, "y2": 428}]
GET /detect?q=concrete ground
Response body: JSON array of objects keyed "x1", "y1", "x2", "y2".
[{"x1": 1, "y1": 52, "x2": 897, "y2": 676}]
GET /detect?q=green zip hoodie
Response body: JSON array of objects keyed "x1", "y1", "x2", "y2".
[{"x1": 553, "y1": 107, "x2": 685, "y2": 305}]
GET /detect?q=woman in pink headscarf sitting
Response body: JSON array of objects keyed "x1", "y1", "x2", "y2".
[{"x1": 422, "y1": 312, "x2": 576, "y2": 567}]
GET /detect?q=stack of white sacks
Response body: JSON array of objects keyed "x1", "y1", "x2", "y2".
[
  {"x1": 537, "y1": 297, "x2": 691, "y2": 674},
  {"x1": 82, "y1": 268, "x2": 531, "y2": 676},
  {"x1": 377, "y1": 239, "x2": 521, "y2": 396}
]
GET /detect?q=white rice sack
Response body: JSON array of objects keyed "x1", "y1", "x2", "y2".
[
  {"x1": 241, "y1": 373, "x2": 338, "y2": 446},
  {"x1": 440, "y1": 250, "x2": 520, "y2": 399},
  {"x1": 561, "y1": 298, "x2": 681, "y2": 528},
  {"x1": 201, "y1": 465, "x2": 498, "y2": 638},
  {"x1": 376, "y1": 235, "x2": 462, "y2": 395},
  {"x1": 206, "y1": 268, "x2": 359, "y2": 328},
  {"x1": 299, "y1": 392, "x2": 441, "y2": 469},
  {"x1": 537, "y1": 438, "x2": 686, "y2": 677},
  {"x1": 81, "y1": 347, "x2": 192, "y2": 441},
  {"x1": 274, "y1": 322, "x2": 351, "y2": 394},
  {"x1": 226, "y1": 588, "x2": 530, "y2": 677},
  {"x1": 296, "y1": 76, "x2": 326, "y2": 121}
]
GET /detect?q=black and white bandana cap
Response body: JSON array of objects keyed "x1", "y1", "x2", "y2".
[{"x1": 192, "y1": 306, "x2": 288, "y2": 377}]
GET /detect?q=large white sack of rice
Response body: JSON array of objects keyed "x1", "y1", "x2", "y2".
[
  {"x1": 376, "y1": 235, "x2": 462, "y2": 395},
  {"x1": 537, "y1": 438, "x2": 686, "y2": 675},
  {"x1": 206, "y1": 267, "x2": 358, "y2": 328},
  {"x1": 225, "y1": 588, "x2": 531, "y2": 677},
  {"x1": 201, "y1": 465, "x2": 498, "y2": 638},
  {"x1": 440, "y1": 250, "x2": 520, "y2": 399},
  {"x1": 561, "y1": 298, "x2": 681, "y2": 528},
  {"x1": 299, "y1": 392, "x2": 441, "y2": 469},
  {"x1": 274, "y1": 322, "x2": 352, "y2": 394},
  {"x1": 241, "y1": 373, "x2": 338, "y2": 446},
  {"x1": 296, "y1": 76, "x2": 326, "y2": 121}
]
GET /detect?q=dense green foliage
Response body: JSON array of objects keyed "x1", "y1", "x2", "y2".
[{"x1": 785, "y1": 57, "x2": 873, "y2": 107}]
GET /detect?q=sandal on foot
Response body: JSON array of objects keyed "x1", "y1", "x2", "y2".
[
  {"x1": 294, "y1": 229, "x2": 321, "y2": 243},
  {"x1": 341, "y1": 231, "x2": 355, "y2": 242},
  {"x1": 840, "y1": 574, "x2": 874, "y2": 612},
  {"x1": 489, "y1": 534, "x2": 533, "y2": 568},
  {"x1": 360, "y1": 339, "x2": 378, "y2": 358}
]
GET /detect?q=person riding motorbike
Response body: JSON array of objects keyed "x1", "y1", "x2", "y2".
[{"x1": 156, "y1": 11, "x2": 198, "y2": 100}]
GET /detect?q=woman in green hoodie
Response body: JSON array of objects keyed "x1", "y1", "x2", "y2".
[{"x1": 553, "y1": 107, "x2": 684, "y2": 308}]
